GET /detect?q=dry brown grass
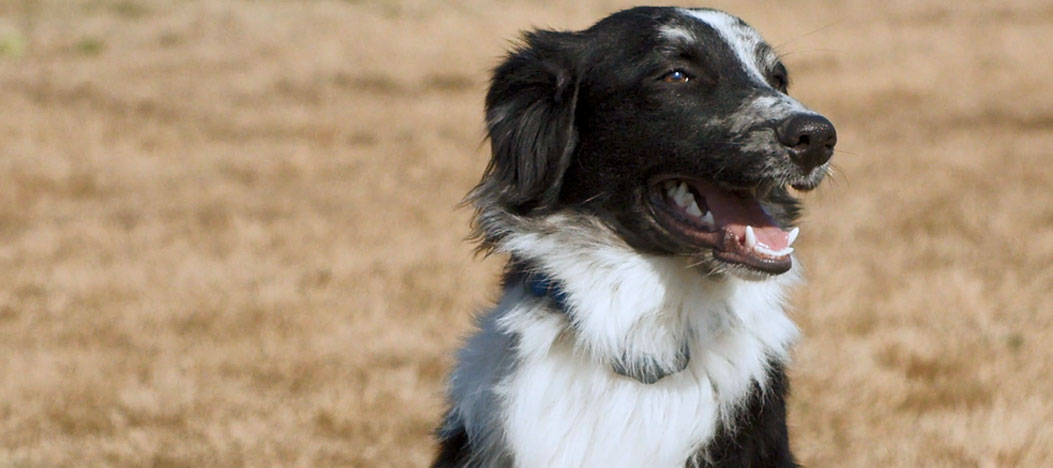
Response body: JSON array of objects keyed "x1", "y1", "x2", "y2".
[{"x1": 0, "y1": 0, "x2": 1050, "y2": 467}]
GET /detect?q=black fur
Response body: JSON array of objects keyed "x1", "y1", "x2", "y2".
[
  {"x1": 477, "y1": 30, "x2": 583, "y2": 214},
  {"x1": 437, "y1": 6, "x2": 835, "y2": 467},
  {"x1": 469, "y1": 7, "x2": 833, "y2": 273},
  {"x1": 695, "y1": 362, "x2": 798, "y2": 468},
  {"x1": 433, "y1": 424, "x2": 473, "y2": 468}
]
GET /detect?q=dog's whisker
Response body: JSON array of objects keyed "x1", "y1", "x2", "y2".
[
  {"x1": 772, "y1": 19, "x2": 846, "y2": 51},
  {"x1": 578, "y1": 191, "x2": 609, "y2": 206},
  {"x1": 776, "y1": 48, "x2": 840, "y2": 59}
]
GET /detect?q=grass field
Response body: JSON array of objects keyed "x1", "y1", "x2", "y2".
[{"x1": 0, "y1": 0, "x2": 1050, "y2": 467}]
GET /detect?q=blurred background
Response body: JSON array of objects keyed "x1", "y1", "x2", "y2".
[{"x1": 0, "y1": 0, "x2": 1050, "y2": 467}]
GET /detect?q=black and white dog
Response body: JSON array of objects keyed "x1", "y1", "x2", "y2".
[{"x1": 433, "y1": 6, "x2": 836, "y2": 468}]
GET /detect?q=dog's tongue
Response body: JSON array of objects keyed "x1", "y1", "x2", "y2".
[{"x1": 693, "y1": 184, "x2": 791, "y2": 251}]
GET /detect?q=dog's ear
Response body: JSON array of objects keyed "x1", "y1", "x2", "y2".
[{"x1": 475, "y1": 30, "x2": 583, "y2": 213}]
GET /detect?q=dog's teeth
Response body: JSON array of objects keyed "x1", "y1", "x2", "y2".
[
  {"x1": 745, "y1": 225, "x2": 757, "y2": 249},
  {"x1": 674, "y1": 184, "x2": 692, "y2": 208},
  {"x1": 666, "y1": 188, "x2": 678, "y2": 203},
  {"x1": 685, "y1": 199, "x2": 703, "y2": 217},
  {"x1": 787, "y1": 227, "x2": 800, "y2": 246},
  {"x1": 700, "y1": 211, "x2": 715, "y2": 226},
  {"x1": 753, "y1": 244, "x2": 794, "y2": 257}
]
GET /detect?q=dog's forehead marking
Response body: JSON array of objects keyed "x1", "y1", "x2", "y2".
[
  {"x1": 658, "y1": 24, "x2": 694, "y2": 44},
  {"x1": 665, "y1": 10, "x2": 817, "y2": 130},
  {"x1": 678, "y1": 9, "x2": 771, "y2": 84}
]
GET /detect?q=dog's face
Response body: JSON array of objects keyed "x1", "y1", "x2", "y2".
[{"x1": 475, "y1": 7, "x2": 836, "y2": 279}]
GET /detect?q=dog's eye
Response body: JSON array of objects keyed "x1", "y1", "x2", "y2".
[
  {"x1": 770, "y1": 65, "x2": 789, "y2": 92},
  {"x1": 772, "y1": 73, "x2": 788, "y2": 92},
  {"x1": 660, "y1": 70, "x2": 691, "y2": 84}
]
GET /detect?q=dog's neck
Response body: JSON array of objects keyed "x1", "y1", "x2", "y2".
[
  {"x1": 496, "y1": 212, "x2": 800, "y2": 384},
  {"x1": 480, "y1": 212, "x2": 801, "y2": 467}
]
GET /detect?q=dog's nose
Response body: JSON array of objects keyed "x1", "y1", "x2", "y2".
[{"x1": 777, "y1": 114, "x2": 837, "y2": 172}]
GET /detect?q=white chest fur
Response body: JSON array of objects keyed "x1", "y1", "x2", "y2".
[{"x1": 493, "y1": 218, "x2": 799, "y2": 468}]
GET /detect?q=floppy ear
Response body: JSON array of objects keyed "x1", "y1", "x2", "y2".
[{"x1": 476, "y1": 30, "x2": 582, "y2": 213}]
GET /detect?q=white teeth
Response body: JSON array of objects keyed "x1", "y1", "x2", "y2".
[
  {"x1": 700, "y1": 210, "x2": 715, "y2": 226},
  {"x1": 664, "y1": 183, "x2": 679, "y2": 203},
  {"x1": 744, "y1": 225, "x2": 795, "y2": 258},
  {"x1": 668, "y1": 182, "x2": 694, "y2": 210},
  {"x1": 753, "y1": 244, "x2": 794, "y2": 257},
  {"x1": 663, "y1": 180, "x2": 714, "y2": 227},
  {"x1": 787, "y1": 227, "x2": 800, "y2": 246},
  {"x1": 676, "y1": 182, "x2": 691, "y2": 206},
  {"x1": 685, "y1": 199, "x2": 703, "y2": 217},
  {"x1": 744, "y1": 225, "x2": 757, "y2": 249}
]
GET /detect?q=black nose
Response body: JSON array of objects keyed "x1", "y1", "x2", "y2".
[{"x1": 777, "y1": 114, "x2": 837, "y2": 172}]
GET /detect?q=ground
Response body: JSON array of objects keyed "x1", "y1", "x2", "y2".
[{"x1": 0, "y1": 0, "x2": 1050, "y2": 467}]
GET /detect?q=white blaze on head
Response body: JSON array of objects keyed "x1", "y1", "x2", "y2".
[
  {"x1": 658, "y1": 24, "x2": 696, "y2": 44},
  {"x1": 680, "y1": 9, "x2": 772, "y2": 85},
  {"x1": 679, "y1": 9, "x2": 817, "y2": 125}
]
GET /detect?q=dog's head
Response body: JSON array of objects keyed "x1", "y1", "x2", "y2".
[{"x1": 472, "y1": 7, "x2": 836, "y2": 279}]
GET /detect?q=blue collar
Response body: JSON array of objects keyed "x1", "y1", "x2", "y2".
[{"x1": 525, "y1": 272, "x2": 571, "y2": 314}]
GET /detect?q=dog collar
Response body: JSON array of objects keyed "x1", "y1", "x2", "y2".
[
  {"x1": 525, "y1": 272, "x2": 571, "y2": 314},
  {"x1": 523, "y1": 269, "x2": 689, "y2": 384}
]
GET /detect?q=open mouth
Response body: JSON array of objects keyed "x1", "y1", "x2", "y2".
[{"x1": 649, "y1": 176, "x2": 799, "y2": 274}]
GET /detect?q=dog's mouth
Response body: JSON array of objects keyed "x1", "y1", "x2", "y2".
[{"x1": 649, "y1": 176, "x2": 799, "y2": 274}]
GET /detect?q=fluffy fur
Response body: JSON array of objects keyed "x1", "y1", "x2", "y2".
[{"x1": 433, "y1": 6, "x2": 836, "y2": 468}]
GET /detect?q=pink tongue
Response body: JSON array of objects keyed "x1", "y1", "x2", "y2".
[{"x1": 694, "y1": 185, "x2": 791, "y2": 250}]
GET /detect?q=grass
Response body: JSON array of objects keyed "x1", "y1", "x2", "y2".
[
  {"x1": 0, "y1": 0, "x2": 1050, "y2": 467},
  {"x1": 0, "y1": 33, "x2": 27, "y2": 58},
  {"x1": 74, "y1": 37, "x2": 105, "y2": 55}
]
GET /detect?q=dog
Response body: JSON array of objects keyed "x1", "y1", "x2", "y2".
[{"x1": 432, "y1": 6, "x2": 836, "y2": 468}]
